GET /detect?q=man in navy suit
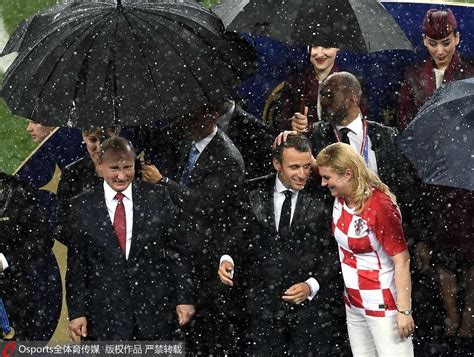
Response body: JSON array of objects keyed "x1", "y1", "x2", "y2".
[{"x1": 66, "y1": 137, "x2": 194, "y2": 341}]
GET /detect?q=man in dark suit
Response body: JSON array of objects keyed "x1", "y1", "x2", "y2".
[
  {"x1": 285, "y1": 71, "x2": 422, "y2": 244},
  {"x1": 216, "y1": 98, "x2": 275, "y2": 179},
  {"x1": 0, "y1": 172, "x2": 61, "y2": 341},
  {"x1": 218, "y1": 134, "x2": 345, "y2": 356},
  {"x1": 141, "y1": 103, "x2": 246, "y2": 355},
  {"x1": 66, "y1": 137, "x2": 194, "y2": 341}
]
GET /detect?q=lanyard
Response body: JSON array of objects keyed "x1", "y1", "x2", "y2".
[{"x1": 333, "y1": 119, "x2": 369, "y2": 165}]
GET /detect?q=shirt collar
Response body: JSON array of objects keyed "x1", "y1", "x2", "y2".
[
  {"x1": 194, "y1": 125, "x2": 218, "y2": 153},
  {"x1": 274, "y1": 175, "x2": 297, "y2": 195},
  {"x1": 336, "y1": 113, "x2": 363, "y2": 136},
  {"x1": 103, "y1": 180, "x2": 133, "y2": 203},
  {"x1": 217, "y1": 101, "x2": 235, "y2": 133}
]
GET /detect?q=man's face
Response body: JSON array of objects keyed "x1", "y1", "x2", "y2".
[
  {"x1": 82, "y1": 129, "x2": 117, "y2": 164},
  {"x1": 100, "y1": 149, "x2": 135, "y2": 192},
  {"x1": 26, "y1": 120, "x2": 54, "y2": 143},
  {"x1": 273, "y1": 147, "x2": 312, "y2": 190},
  {"x1": 423, "y1": 32, "x2": 459, "y2": 69},
  {"x1": 309, "y1": 46, "x2": 338, "y2": 74},
  {"x1": 320, "y1": 79, "x2": 350, "y2": 125}
]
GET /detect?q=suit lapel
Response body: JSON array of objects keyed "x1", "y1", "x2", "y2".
[
  {"x1": 92, "y1": 188, "x2": 126, "y2": 261},
  {"x1": 291, "y1": 189, "x2": 310, "y2": 228},
  {"x1": 127, "y1": 183, "x2": 146, "y2": 262},
  {"x1": 250, "y1": 176, "x2": 277, "y2": 233}
]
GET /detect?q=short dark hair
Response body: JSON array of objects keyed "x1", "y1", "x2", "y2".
[
  {"x1": 99, "y1": 137, "x2": 135, "y2": 161},
  {"x1": 273, "y1": 133, "x2": 312, "y2": 162}
]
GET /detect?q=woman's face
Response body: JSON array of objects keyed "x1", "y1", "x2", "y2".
[
  {"x1": 82, "y1": 129, "x2": 116, "y2": 164},
  {"x1": 423, "y1": 32, "x2": 459, "y2": 70},
  {"x1": 318, "y1": 165, "x2": 351, "y2": 198},
  {"x1": 309, "y1": 46, "x2": 338, "y2": 75}
]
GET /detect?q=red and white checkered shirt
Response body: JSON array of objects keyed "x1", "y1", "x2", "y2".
[{"x1": 332, "y1": 190, "x2": 408, "y2": 317}]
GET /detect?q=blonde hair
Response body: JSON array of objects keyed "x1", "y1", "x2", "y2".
[{"x1": 316, "y1": 142, "x2": 396, "y2": 213}]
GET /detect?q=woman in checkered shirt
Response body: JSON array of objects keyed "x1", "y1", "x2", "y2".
[{"x1": 316, "y1": 142, "x2": 414, "y2": 356}]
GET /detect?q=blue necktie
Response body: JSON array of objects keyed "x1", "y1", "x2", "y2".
[{"x1": 180, "y1": 145, "x2": 200, "y2": 187}]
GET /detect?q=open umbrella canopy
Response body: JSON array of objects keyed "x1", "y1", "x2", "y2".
[
  {"x1": 397, "y1": 77, "x2": 474, "y2": 191},
  {"x1": 212, "y1": 0, "x2": 413, "y2": 53},
  {"x1": 0, "y1": 0, "x2": 256, "y2": 129}
]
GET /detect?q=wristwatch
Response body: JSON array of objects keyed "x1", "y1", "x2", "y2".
[
  {"x1": 158, "y1": 176, "x2": 169, "y2": 185},
  {"x1": 397, "y1": 309, "x2": 412, "y2": 315}
]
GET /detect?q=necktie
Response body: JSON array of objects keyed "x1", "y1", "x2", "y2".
[
  {"x1": 339, "y1": 128, "x2": 351, "y2": 145},
  {"x1": 180, "y1": 145, "x2": 200, "y2": 187},
  {"x1": 114, "y1": 192, "x2": 126, "y2": 255},
  {"x1": 279, "y1": 190, "x2": 293, "y2": 239}
]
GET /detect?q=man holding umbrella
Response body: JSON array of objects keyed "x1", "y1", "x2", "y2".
[{"x1": 141, "y1": 101, "x2": 246, "y2": 355}]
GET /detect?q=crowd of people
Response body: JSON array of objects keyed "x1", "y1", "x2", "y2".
[{"x1": 0, "y1": 7, "x2": 472, "y2": 357}]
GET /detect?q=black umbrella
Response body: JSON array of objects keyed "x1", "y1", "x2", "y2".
[
  {"x1": 1, "y1": 0, "x2": 256, "y2": 129},
  {"x1": 1, "y1": 1, "x2": 102, "y2": 56},
  {"x1": 397, "y1": 77, "x2": 474, "y2": 191},
  {"x1": 212, "y1": 0, "x2": 413, "y2": 53}
]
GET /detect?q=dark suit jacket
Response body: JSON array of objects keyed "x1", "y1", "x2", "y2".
[
  {"x1": 167, "y1": 129, "x2": 245, "y2": 303},
  {"x1": 224, "y1": 104, "x2": 274, "y2": 179},
  {"x1": 0, "y1": 173, "x2": 58, "y2": 340},
  {"x1": 225, "y1": 174, "x2": 344, "y2": 353},
  {"x1": 311, "y1": 120, "x2": 423, "y2": 244},
  {"x1": 231, "y1": 174, "x2": 341, "y2": 317},
  {"x1": 66, "y1": 181, "x2": 193, "y2": 341}
]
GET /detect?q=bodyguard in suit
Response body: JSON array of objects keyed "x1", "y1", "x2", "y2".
[
  {"x1": 66, "y1": 137, "x2": 194, "y2": 341},
  {"x1": 141, "y1": 102, "x2": 246, "y2": 354},
  {"x1": 218, "y1": 134, "x2": 345, "y2": 355},
  {"x1": 286, "y1": 71, "x2": 422, "y2": 245}
]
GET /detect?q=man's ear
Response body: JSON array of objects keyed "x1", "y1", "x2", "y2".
[{"x1": 272, "y1": 158, "x2": 281, "y2": 172}]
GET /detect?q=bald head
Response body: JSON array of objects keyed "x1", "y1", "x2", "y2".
[
  {"x1": 320, "y1": 71, "x2": 362, "y2": 126},
  {"x1": 324, "y1": 71, "x2": 362, "y2": 99}
]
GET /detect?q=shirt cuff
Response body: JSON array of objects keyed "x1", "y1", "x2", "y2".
[
  {"x1": 220, "y1": 255, "x2": 234, "y2": 265},
  {"x1": 0, "y1": 254, "x2": 9, "y2": 271},
  {"x1": 305, "y1": 277, "x2": 320, "y2": 301}
]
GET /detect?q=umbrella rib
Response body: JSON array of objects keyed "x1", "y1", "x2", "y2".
[
  {"x1": 119, "y1": 8, "x2": 167, "y2": 118},
  {"x1": 123, "y1": 8, "x2": 227, "y2": 115}
]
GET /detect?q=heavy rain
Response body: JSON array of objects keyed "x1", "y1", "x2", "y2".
[{"x1": 0, "y1": 0, "x2": 473, "y2": 356}]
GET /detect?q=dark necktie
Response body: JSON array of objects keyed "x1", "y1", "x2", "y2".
[
  {"x1": 339, "y1": 127, "x2": 351, "y2": 145},
  {"x1": 114, "y1": 192, "x2": 126, "y2": 255},
  {"x1": 180, "y1": 145, "x2": 200, "y2": 187},
  {"x1": 279, "y1": 190, "x2": 293, "y2": 239}
]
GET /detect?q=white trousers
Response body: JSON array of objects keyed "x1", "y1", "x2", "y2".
[{"x1": 346, "y1": 306, "x2": 414, "y2": 357}]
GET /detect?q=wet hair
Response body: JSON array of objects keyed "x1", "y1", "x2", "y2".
[
  {"x1": 99, "y1": 136, "x2": 136, "y2": 162},
  {"x1": 316, "y1": 142, "x2": 396, "y2": 213},
  {"x1": 422, "y1": 9, "x2": 457, "y2": 40},
  {"x1": 273, "y1": 133, "x2": 312, "y2": 162},
  {"x1": 324, "y1": 71, "x2": 362, "y2": 99}
]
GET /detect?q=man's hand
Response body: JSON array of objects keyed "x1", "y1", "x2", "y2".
[
  {"x1": 273, "y1": 130, "x2": 298, "y2": 148},
  {"x1": 291, "y1": 106, "x2": 309, "y2": 133},
  {"x1": 176, "y1": 304, "x2": 195, "y2": 326},
  {"x1": 415, "y1": 242, "x2": 431, "y2": 272},
  {"x1": 141, "y1": 164, "x2": 162, "y2": 184},
  {"x1": 282, "y1": 282, "x2": 310, "y2": 304},
  {"x1": 396, "y1": 313, "x2": 415, "y2": 339},
  {"x1": 218, "y1": 261, "x2": 234, "y2": 286},
  {"x1": 68, "y1": 317, "x2": 87, "y2": 342}
]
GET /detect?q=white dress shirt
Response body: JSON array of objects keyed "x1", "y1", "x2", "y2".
[
  {"x1": 336, "y1": 113, "x2": 378, "y2": 175},
  {"x1": 104, "y1": 181, "x2": 134, "y2": 260}
]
